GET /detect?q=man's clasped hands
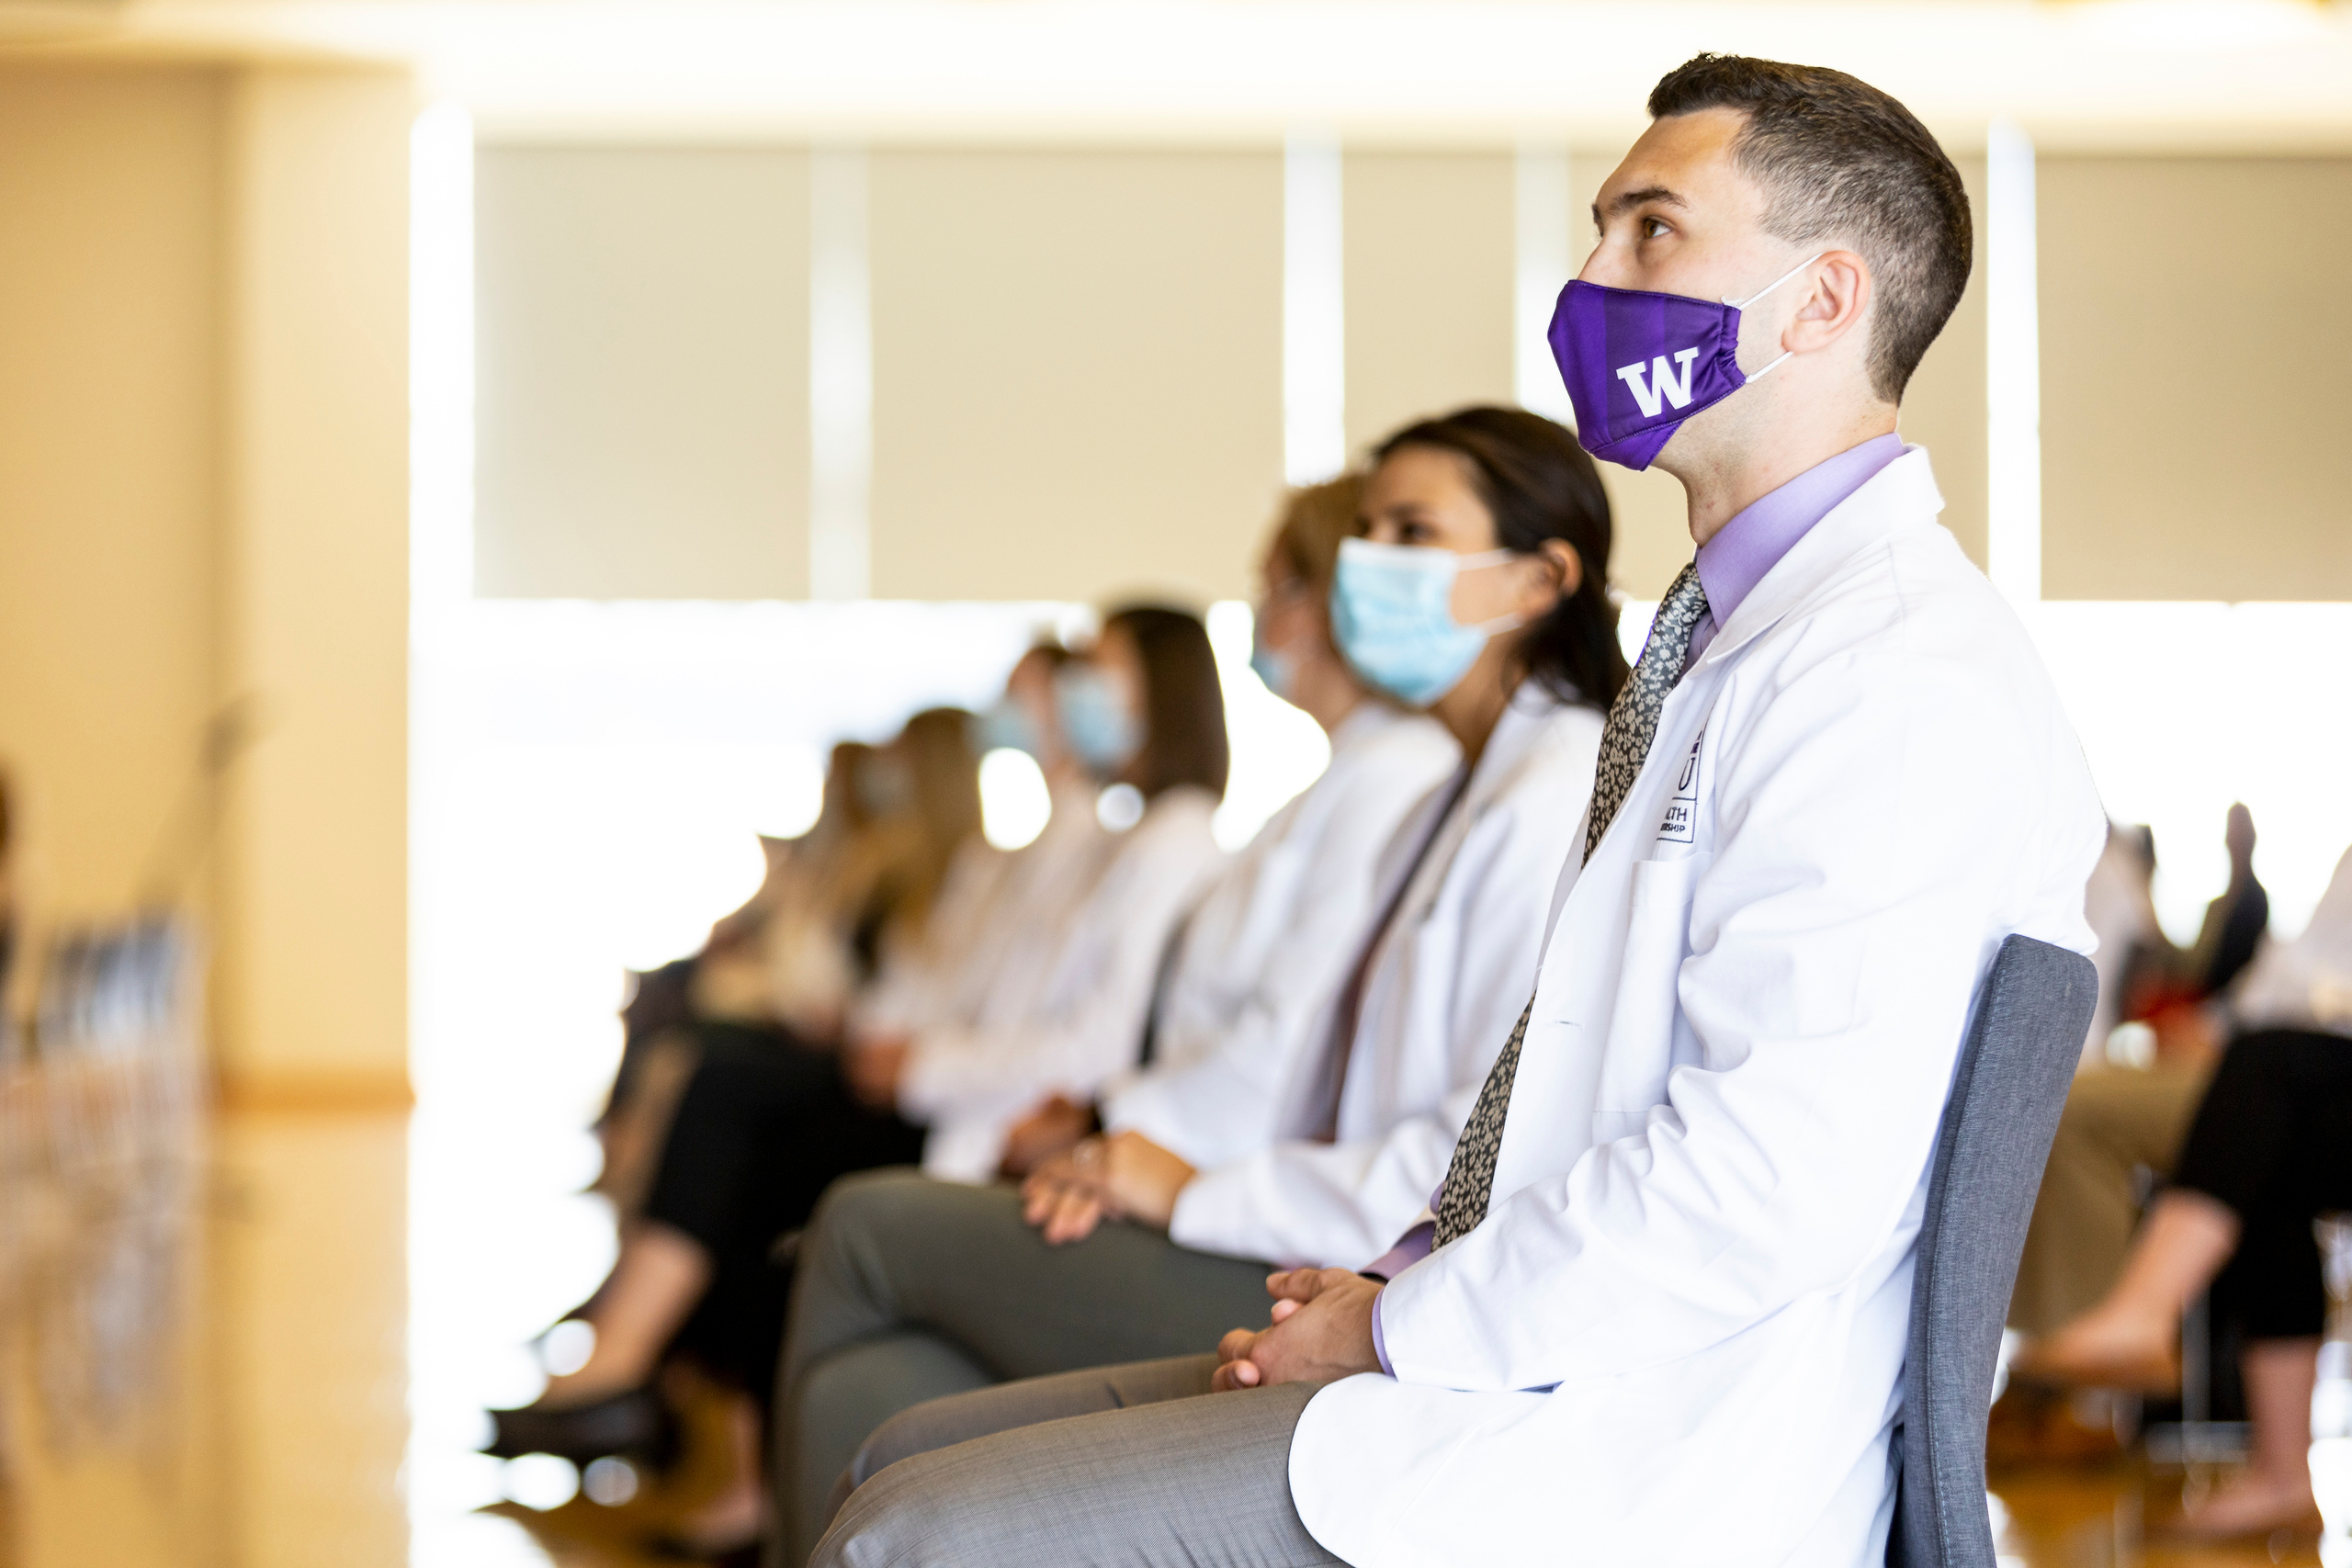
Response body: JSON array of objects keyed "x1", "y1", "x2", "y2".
[{"x1": 1007, "y1": 1100, "x2": 1385, "y2": 1393}]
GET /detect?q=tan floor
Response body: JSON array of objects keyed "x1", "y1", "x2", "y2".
[{"x1": 0, "y1": 1106, "x2": 2330, "y2": 1568}]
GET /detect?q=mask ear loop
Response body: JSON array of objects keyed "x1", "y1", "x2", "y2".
[
  {"x1": 1724, "y1": 252, "x2": 1826, "y2": 384},
  {"x1": 1454, "y1": 548, "x2": 1540, "y2": 637}
]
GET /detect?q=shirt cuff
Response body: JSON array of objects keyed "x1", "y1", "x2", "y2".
[
  {"x1": 1359, "y1": 1219, "x2": 1435, "y2": 1284},
  {"x1": 1371, "y1": 1287, "x2": 1395, "y2": 1376}
]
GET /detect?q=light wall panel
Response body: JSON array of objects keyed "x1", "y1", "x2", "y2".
[
  {"x1": 475, "y1": 146, "x2": 811, "y2": 600},
  {"x1": 867, "y1": 148, "x2": 1284, "y2": 604},
  {"x1": 2041, "y1": 156, "x2": 2352, "y2": 602},
  {"x1": 1891, "y1": 153, "x2": 1989, "y2": 571},
  {"x1": 1342, "y1": 152, "x2": 1516, "y2": 457}
]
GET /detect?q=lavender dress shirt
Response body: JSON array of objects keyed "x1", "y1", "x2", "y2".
[{"x1": 1364, "y1": 432, "x2": 1908, "y2": 1374}]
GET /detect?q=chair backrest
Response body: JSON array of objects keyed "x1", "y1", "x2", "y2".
[{"x1": 1887, "y1": 934, "x2": 2098, "y2": 1568}]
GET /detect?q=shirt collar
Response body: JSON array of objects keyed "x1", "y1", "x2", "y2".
[{"x1": 1693, "y1": 433, "x2": 1906, "y2": 632}]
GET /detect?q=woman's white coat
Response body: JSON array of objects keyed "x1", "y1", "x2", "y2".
[
  {"x1": 1100, "y1": 704, "x2": 1460, "y2": 1170},
  {"x1": 1169, "y1": 686, "x2": 1606, "y2": 1269}
]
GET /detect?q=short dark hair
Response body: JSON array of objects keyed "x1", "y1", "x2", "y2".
[
  {"x1": 1647, "y1": 54, "x2": 1971, "y2": 402},
  {"x1": 1102, "y1": 604, "x2": 1229, "y2": 800},
  {"x1": 1373, "y1": 407, "x2": 1629, "y2": 711}
]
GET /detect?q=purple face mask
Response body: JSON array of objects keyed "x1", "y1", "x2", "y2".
[{"x1": 1546, "y1": 254, "x2": 1822, "y2": 471}]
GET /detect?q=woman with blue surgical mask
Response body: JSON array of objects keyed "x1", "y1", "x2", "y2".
[
  {"x1": 990, "y1": 477, "x2": 1459, "y2": 1180},
  {"x1": 1007, "y1": 406, "x2": 1628, "y2": 1269}
]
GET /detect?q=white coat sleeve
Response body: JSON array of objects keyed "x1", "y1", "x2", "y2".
[
  {"x1": 1167, "y1": 799, "x2": 1566, "y2": 1269},
  {"x1": 1102, "y1": 750, "x2": 1453, "y2": 1170},
  {"x1": 898, "y1": 807, "x2": 1222, "y2": 1122},
  {"x1": 1376, "y1": 639, "x2": 2106, "y2": 1392}
]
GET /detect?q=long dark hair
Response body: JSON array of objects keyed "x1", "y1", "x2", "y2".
[
  {"x1": 1102, "y1": 604, "x2": 1228, "y2": 801},
  {"x1": 1372, "y1": 407, "x2": 1628, "y2": 709}
]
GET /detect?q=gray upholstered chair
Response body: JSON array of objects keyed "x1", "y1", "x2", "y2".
[{"x1": 1886, "y1": 934, "x2": 2098, "y2": 1568}]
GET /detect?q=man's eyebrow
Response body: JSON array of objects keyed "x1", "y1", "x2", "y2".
[{"x1": 1603, "y1": 185, "x2": 1690, "y2": 217}]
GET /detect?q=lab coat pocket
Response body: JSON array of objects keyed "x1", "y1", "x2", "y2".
[{"x1": 1595, "y1": 854, "x2": 1708, "y2": 1119}]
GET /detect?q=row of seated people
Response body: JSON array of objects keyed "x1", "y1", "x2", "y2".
[
  {"x1": 491, "y1": 404, "x2": 1621, "y2": 1560},
  {"x1": 483, "y1": 57, "x2": 2352, "y2": 1566},
  {"x1": 499, "y1": 457, "x2": 2352, "y2": 1565},
  {"x1": 2002, "y1": 812, "x2": 2352, "y2": 1537}
]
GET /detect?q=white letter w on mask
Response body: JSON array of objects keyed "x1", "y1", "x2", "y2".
[{"x1": 1614, "y1": 347, "x2": 1702, "y2": 419}]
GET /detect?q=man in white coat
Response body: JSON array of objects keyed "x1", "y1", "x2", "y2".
[{"x1": 807, "y1": 54, "x2": 2107, "y2": 1568}]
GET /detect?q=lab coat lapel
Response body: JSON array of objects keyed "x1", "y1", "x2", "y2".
[{"x1": 1495, "y1": 448, "x2": 1949, "y2": 1205}]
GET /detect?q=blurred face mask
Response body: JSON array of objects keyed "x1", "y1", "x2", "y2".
[
  {"x1": 1329, "y1": 538, "x2": 1523, "y2": 708},
  {"x1": 854, "y1": 753, "x2": 914, "y2": 818},
  {"x1": 1055, "y1": 665, "x2": 1142, "y2": 774},
  {"x1": 1250, "y1": 607, "x2": 1302, "y2": 703},
  {"x1": 1546, "y1": 253, "x2": 1823, "y2": 471},
  {"x1": 973, "y1": 697, "x2": 1040, "y2": 758}
]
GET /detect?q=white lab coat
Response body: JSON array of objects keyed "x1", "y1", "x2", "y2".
[
  {"x1": 1100, "y1": 705, "x2": 1460, "y2": 1170},
  {"x1": 1168, "y1": 686, "x2": 1606, "y2": 1269},
  {"x1": 906, "y1": 784, "x2": 1225, "y2": 1180},
  {"x1": 862, "y1": 778, "x2": 1104, "y2": 1041},
  {"x1": 854, "y1": 834, "x2": 1013, "y2": 1038},
  {"x1": 1291, "y1": 450, "x2": 2107, "y2": 1568}
]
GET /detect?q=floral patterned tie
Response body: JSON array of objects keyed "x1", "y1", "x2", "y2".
[{"x1": 1432, "y1": 564, "x2": 1713, "y2": 1247}]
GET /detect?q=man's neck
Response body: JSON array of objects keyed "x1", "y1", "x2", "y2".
[{"x1": 1672, "y1": 406, "x2": 1898, "y2": 547}]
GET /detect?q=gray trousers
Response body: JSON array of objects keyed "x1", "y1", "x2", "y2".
[
  {"x1": 811, "y1": 1354, "x2": 1343, "y2": 1568},
  {"x1": 773, "y1": 1168, "x2": 1280, "y2": 1564}
]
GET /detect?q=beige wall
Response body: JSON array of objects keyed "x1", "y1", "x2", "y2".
[
  {"x1": 1342, "y1": 152, "x2": 1517, "y2": 457},
  {"x1": 0, "y1": 67, "x2": 225, "y2": 926},
  {"x1": 474, "y1": 146, "x2": 813, "y2": 600},
  {"x1": 1896, "y1": 154, "x2": 1989, "y2": 571},
  {"x1": 2041, "y1": 155, "x2": 2352, "y2": 602},
  {"x1": 0, "y1": 63, "x2": 413, "y2": 1102},
  {"x1": 218, "y1": 69, "x2": 413, "y2": 1102},
  {"x1": 867, "y1": 148, "x2": 1285, "y2": 605}
]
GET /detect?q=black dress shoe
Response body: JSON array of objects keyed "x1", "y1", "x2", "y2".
[{"x1": 481, "y1": 1386, "x2": 675, "y2": 1465}]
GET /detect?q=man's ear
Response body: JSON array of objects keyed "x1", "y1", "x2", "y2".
[{"x1": 1783, "y1": 249, "x2": 1872, "y2": 358}]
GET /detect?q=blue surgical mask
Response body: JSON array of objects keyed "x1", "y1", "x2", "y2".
[
  {"x1": 1055, "y1": 666, "x2": 1142, "y2": 774},
  {"x1": 973, "y1": 697, "x2": 1040, "y2": 758},
  {"x1": 1249, "y1": 628, "x2": 1298, "y2": 704},
  {"x1": 1329, "y1": 538, "x2": 1522, "y2": 707}
]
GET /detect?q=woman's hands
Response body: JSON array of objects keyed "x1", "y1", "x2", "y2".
[
  {"x1": 1019, "y1": 1130, "x2": 1196, "y2": 1244},
  {"x1": 996, "y1": 1095, "x2": 1098, "y2": 1179},
  {"x1": 842, "y1": 1035, "x2": 910, "y2": 1111}
]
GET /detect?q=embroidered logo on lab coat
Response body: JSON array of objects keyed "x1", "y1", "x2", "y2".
[{"x1": 1657, "y1": 733, "x2": 1702, "y2": 843}]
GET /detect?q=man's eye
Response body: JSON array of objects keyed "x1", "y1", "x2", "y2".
[{"x1": 1643, "y1": 216, "x2": 1672, "y2": 240}]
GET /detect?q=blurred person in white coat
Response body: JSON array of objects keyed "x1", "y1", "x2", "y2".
[
  {"x1": 850, "y1": 643, "x2": 1097, "y2": 1045},
  {"x1": 846, "y1": 605, "x2": 1229, "y2": 1180},
  {"x1": 773, "y1": 406, "x2": 1622, "y2": 1562},
  {"x1": 804, "y1": 55, "x2": 2103, "y2": 1568},
  {"x1": 994, "y1": 476, "x2": 1461, "y2": 1179}
]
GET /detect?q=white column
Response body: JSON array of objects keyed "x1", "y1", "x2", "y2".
[
  {"x1": 1513, "y1": 144, "x2": 1576, "y2": 424},
  {"x1": 1985, "y1": 118, "x2": 2041, "y2": 608},
  {"x1": 808, "y1": 147, "x2": 872, "y2": 601},
  {"x1": 409, "y1": 102, "x2": 474, "y2": 626},
  {"x1": 1283, "y1": 131, "x2": 1345, "y2": 485}
]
